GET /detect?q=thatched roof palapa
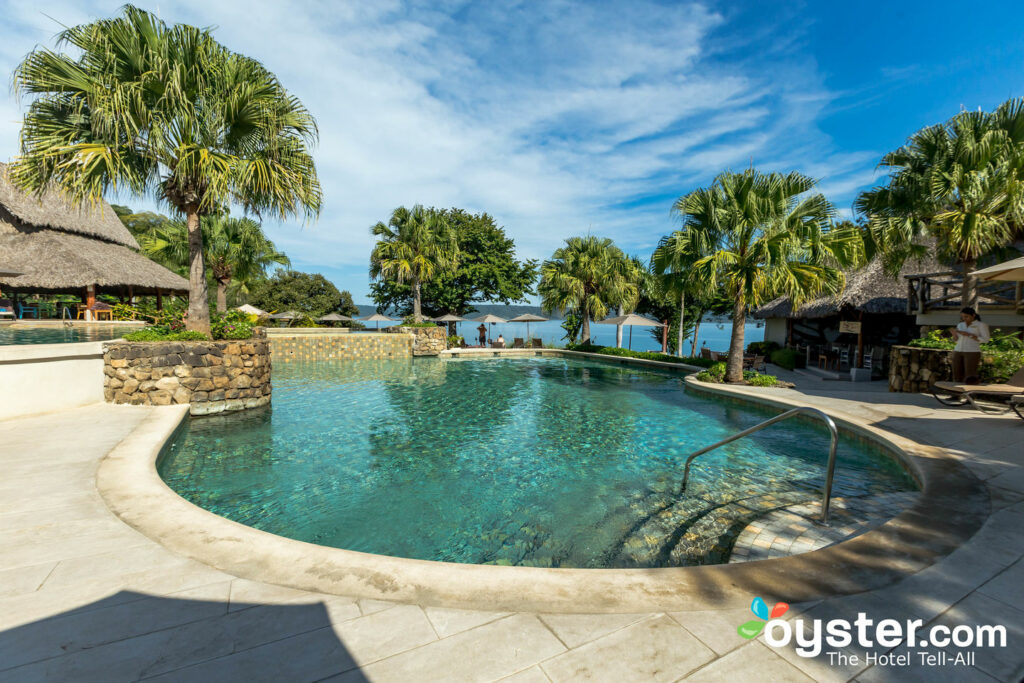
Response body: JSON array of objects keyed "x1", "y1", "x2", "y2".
[
  {"x1": 754, "y1": 251, "x2": 945, "y2": 320},
  {"x1": 0, "y1": 163, "x2": 187, "y2": 294}
]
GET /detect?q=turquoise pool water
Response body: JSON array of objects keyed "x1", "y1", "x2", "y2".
[
  {"x1": 0, "y1": 324, "x2": 138, "y2": 345},
  {"x1": 159, "y1": 357, "x2": 916, "y2": 568}
]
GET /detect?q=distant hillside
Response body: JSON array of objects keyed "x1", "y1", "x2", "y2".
[{"x1": 355, "y1": 303, "x2": 552, "y2": 319}]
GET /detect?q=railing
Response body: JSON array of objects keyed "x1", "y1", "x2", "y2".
[
  {"x1": 905, "y1": 271, "x2": 1024, "y2": 315},
  {"x1": 679, "y1": 406, "x2": 840, "y2": 524}
]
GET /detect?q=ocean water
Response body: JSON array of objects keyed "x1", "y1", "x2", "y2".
[
  {"x1": 439, "y1": 319, "x2": 764, "y2": 353},
  {"x1": 160, "y1": 356, "x2": 914, "y2": 568}
]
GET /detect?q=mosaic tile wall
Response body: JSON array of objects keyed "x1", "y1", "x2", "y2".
[{"x1": 269, "y1": 332, "x2": 413, "y2": 361}]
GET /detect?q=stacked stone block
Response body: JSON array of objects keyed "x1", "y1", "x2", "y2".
[
  {"x1": 387, "y1": 326, "x2": 447, "y2": 356},
  {"x1": 269, "y1": 332, "x2": 413, "y2": 361},
  {"x1": 103, "y1": 328, "x2": 271, "y2": 415},
  {"x1": 888, "y1": 345, "x2": 951, "y2": 393}
]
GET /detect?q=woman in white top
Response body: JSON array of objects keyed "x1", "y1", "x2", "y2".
[{"x1": 950, "y1": 306, "x2": 990, "y2": 383}]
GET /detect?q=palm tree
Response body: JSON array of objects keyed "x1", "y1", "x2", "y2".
[
  {"x1": 11, "y1": 5, "x2": 320, "y2": 334},
  {"x1": 144, "y1": 216, "x2": 290, "y2": 312},
  {"x1": 856, "y1": 98, "x2": 1024, "y2": 307},
  {"x1": 651, "y1": 230, "x2": 703, "y2": 357},
  {"x1": 370, "y1": 205, "x2": 457, "y2": 321},
  {"x1": 538, "y1": 236, "x2": 638, "y2": 344},
  {"x1": 675, "y1": 169, "x2": 861, "y2": 382}
]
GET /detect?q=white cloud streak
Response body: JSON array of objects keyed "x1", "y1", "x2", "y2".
[{"x1": 0, "y1": 0, "x2": 881, "y2": 300}]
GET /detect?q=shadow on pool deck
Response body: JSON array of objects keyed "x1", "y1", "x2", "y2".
[{"x1": 0, "y1": 591, "x2": 369, "y2": 681}]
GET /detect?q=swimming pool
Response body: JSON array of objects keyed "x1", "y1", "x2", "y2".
[
  {"x1": 159, "y1": 357, "x2": 916, "y2": 568},
  {"x1": 0, "y1": 324, "x2": 140, "y2": 345}
]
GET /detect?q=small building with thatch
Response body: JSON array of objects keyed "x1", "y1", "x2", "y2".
[
  {"x1": 753, "y1": 252, "x2": 945, "y2": 354},
  {"x1": 0, "y1": 163, "x2": 187, "y2": 308}
]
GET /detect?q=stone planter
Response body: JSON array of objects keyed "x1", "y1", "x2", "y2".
[
  {"x1": 103, "y1": 328, "x2": 271, "y2": 415},
  {"x1": 888, "y1": 345, "x2": 951, "y2": 393},
  {"x1": 388, "y1": 326, "x2": 447, "y2": 356}
]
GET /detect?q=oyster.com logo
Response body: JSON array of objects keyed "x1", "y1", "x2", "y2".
[{"x1": 738, "y1": 597, "x2": 789, "y2": 639}]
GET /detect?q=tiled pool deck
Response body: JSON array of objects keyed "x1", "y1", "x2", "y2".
[{"x1": 1, "y1": 369, "x2": 1022, "y2": 681}]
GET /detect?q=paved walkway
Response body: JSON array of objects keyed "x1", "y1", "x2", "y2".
[{"x1": 1, "y1": 374, "x2": 1022, "y2": 681}]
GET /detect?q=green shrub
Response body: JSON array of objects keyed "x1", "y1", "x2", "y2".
[
  {"x1": 981, "y1": 350, "x2": 1024, "y2": 383},
  {"x1": 447, "y1": 334, "x2": 463, "y2": 347},
  {"x1": 746, "y1": 340, "x2": 780, "y2": 356},
  {"x1": 211, "y1": 309, "x2": 255, "y2": 339},
  {"x1": 769, "y1": 347, "x2": 800, "y2": 371},
  {"x1": 907, "y1": 328, "x2": 1023, "y2": 381},
  {"x1": 564, "y1": 343, "x2": 716, "y2": 367},
  {"x1": 123, "y1": 329, "x2": 208, "y2": 342},
  {"x1": 695, "y1": 361, "x2": 782, "y2": 386},
  {"x1": 110, "y1": 303, "x2": 139, "y2": 321}
]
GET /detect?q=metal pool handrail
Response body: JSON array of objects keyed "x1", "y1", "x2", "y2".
[{"x1": 679, "y1": 406, "x2": 840, "y2": 525}]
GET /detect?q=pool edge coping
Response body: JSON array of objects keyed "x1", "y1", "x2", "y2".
[{"x1": 94, "y1": 366, "x2": 990, "y2": 614}]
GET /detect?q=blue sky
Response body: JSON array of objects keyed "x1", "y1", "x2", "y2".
[{"x1": 2, "y1": 0, "x2": 1023, "y2": 303}]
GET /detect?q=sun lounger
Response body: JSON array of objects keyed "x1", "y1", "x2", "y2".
[
  {"x1": 512, "y1": 338, "x2": 525, "y2": 349},
  {"x1": 0, "y1": 298, "x2": 14, "y2": 320},
  {"x1": 1011, "y1": 395, "x2": 1024, "y2": 421},
  {"x1": 932, "y1": 367, "x2": 1024, "y2": 414},
  {"x1": 531, "y1": 339, "x2": 543, "y2": 349}
]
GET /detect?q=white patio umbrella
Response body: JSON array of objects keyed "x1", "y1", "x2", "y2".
[
  {"x1": 508, "y1": 313, "x2": 548, "y2": 341},
  {"x1": 470, "y1": 314, "x2": 508, "y2": 343},
  {"x1": 318, "y1": 312, "x2": 354, "y2": 327},
  {"x1": 972, "y1": 256, "x2": 1024, "y2": 281},
  {"x1": 595, "y1": 313, "x2": 665, "y2": 350},
  {"x1": 359, "y1": 312, "x2": 398, "y2": 330},
  {"x1": 431, "y1": 313, "x2": 468, "y2": 335},
  {"x1": 235, "y1": 303, "x2": 267, "y2": 316}
]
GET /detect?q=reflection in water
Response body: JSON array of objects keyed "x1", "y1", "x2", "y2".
[{"x1": 160, "y1": 358, "x2": 917, "y2": 567}]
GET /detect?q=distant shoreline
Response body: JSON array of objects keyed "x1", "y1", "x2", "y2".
[{"x1": 355, "y1": 302, "x2": 734, "y2": 323}]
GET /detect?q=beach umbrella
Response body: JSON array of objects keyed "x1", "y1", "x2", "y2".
[
  {"x1": 267, "y1": 310, "x2": 298, "y2": 319},
  {"x1": 972, "y1": 255, "x2": 1024, "y2": 282},
  {"x1": 235, "y1": 303, "x2": 267, "y2": 316},
  {"x1": 471, "y1": 314, "x2": 508, "y2": 343},
  {"x1": 431, "y1": 313, "x2": 468, "y2": 336},
  {"x1": 359, "y1": 312, "x2": 398, "y2": 330},
  {"x1": 596, "y1": 313, "x2": 665, "y2": 350},
  {"x1": 508, "y1": 313, "x2": 548, "y2": 341},
  {"x1": 318, "y1": 312, "x2": 353, "y2": 328}
]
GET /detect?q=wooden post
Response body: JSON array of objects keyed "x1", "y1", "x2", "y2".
[
  {"x1": 156, "y1": 289, "x2": 163, "y2": 310},
  {"x1": 857, "y1": 311, "x2": 865, "y2": 368},
  {"x1": 86, "y1": 284, "x2": 96, "y2": 321},
  {"x1": 786, "y1": 318, "x2": 793, "y2": 346}
]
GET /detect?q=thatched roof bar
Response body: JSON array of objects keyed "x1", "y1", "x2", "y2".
[
  {"x1": 0, "y1": 229, "x2": 188, "y2": 293},
  {"x1": 0, "y1": 163, "x2": 138, "y2": 249}
]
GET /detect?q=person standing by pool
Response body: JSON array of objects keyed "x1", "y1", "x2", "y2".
[
  {"x1": 477, "y1": 323, "x2": 487, "y2": 347},
  {"x1": 950, "y1": 306, "x2": 989, "y2": 383}
]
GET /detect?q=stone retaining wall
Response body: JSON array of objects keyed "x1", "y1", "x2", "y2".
[
  {"x1": 269, "y1": 332, "x2": 412, "y2": 361},
  {"x1": 387, "y1": 326, "x2": 447, "y2": 356},
  {"x1": 888, "y1": 345, "x2": 951, "y2": 393},
  {"x1": 103, "y1": 328, "x2": 271, "y2": 415}
]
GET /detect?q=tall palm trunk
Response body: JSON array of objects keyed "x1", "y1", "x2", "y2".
[
  {"x1": 615, "y1": 306, "x2": 623, "y2": 348},
  {"x1": 412, "y1": 280, "x2": 423, "y2": 322},
  {"x1": 725, "y1": 294, "x2": 746, "y2": 383},
  {"x1": 962, "y1": 258, "x2": 978, "y2": 309},
  {"x1": 581, "y1": 301, "x2": 591, "y2": 343},
  {"x1": 690, "y1": 309, "x2": 703, "y2": 357},
  {"x1": 185, "y1": 210, "x2": 211, "y2": 335},
  {"x1": 677, "y1": 290, "x2": 685, "y2": 357},
  {"x1": 216, "y1": 279, "x2": 229, "y2": 313}
]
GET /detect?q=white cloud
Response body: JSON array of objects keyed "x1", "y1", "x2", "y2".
[{"x1": 0, "y1": 0, "x2": 882, "y2": 301}]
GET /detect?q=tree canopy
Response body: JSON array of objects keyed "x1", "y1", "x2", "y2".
[
  {"x1": 248, "y1": 270, "x2": 358, "y2": 318},
  {"x1": 370, "y1": 208, "x2": 537, "y2": 317},
  {"x1": 11, "y1": 5, "x2": 321, "y2": 333}
]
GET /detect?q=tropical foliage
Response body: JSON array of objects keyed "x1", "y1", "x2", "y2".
[
  {"x1": 671, "y1": 169, "x2": 861, "y2": 382},
  {"x1": 538, "y1": 236, "x2": 638, "y2": 344},
  {"x1": 370, "y1": 208, "x2": 536, "y2": 318},
  {"x1": 142, "y1": 215, "x2": 290, "y2": 312},
  {"x1": 11, "y1": 5, "x2": 321, "y2": 334},
  {"x1": 248, "y1": 270, "x2": 359, "y2": 319},
  {"x1": 369, "y1": 205, "x2": 458, "y2": 321},
  {"x1": 695, "y1": 361, "x2": 784, "y2": 387},
  {"x1": 856, "y1": 98, "x2": 1024, "y2": 305}
]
